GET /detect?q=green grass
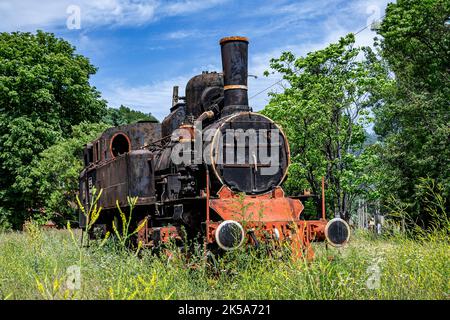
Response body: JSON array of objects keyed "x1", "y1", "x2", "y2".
[{"x1": 0, "y1": 227, "x2": 448, "y2": 300}]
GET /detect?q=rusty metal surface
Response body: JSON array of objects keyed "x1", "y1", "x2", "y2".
[
  {"x1": 219, "y1": 36, "x2": 249, "y2": 45},
  {"x1": 207, "y1": 113, "x2": 290, "y2": 195},
  {"x1": 206, "y1": 185, "x2": 327, "y2": 259},
  {"x1": 220, "y1": 36, "x2": 249, "y2": 116},
  {"x1": 185, "y1": 72, "x2": 223, "y2": 118},
  {"x1": 140, "y1": 225, "x2": 182, "y2": 247},
  {"x1": 210, "y1": 186, "x2": 303, "y2": 222},
  {"x1": 93, "y1": 149, "x2": 155, "y2": 209},
  {"x1": 79, "y1": 35, "x2": 348, "y2": 257},
  {"x1": 92, "y1": 121, "x2": 161, "y2": 162},
  {"x1": 79, "y1": 122, "x2": 161, "y2": 212},
  {"x1": 161, "y1": 103, "x2": 186, "y2": 137},
  {"x1": 205, "y1": 218, "x2": 326, "y2": 260}
]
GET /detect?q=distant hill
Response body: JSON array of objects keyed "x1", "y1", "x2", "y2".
[
  {"x1": 364, "y1": 131, "x2": 378, "y2": 147},
  {"x1": 103, "y1": 105, "x2": 158, "y2": 126}
]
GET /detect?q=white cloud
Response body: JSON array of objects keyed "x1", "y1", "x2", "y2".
[
  {"x1": 161, "y1": 0, "x2": 226, "y2": 16},
  {"x1": 104, "y1": 73, "x2": 278, "y2": 121},
  {"x1": 102, "y1": 76, "x2": 191, "y2": 120},
  {"x1": 1, "y1": 0, "x2": 391, "y2": 119},
  {"x1": 0, "y1": 0, "x2": 226, "y2": 31},
  {"x1": 103, "y1": 3, "x2": 390, "y2": 120},
  {"x1": 81, "y1": 0, "x2": 159, "y2": 27},
  {"x1": 0, "y1": 1, "x2": 67, "y2": 32},
  {"x1": 165, "y1": 30, "x2": 196, "y2": 40},
  {"x1": 246, "y1": 0, "x2": 391, "y2": 111}
]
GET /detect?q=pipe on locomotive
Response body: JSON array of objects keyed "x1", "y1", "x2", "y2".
[{"x1": 219, "y1": 36, "x2": 250, "y2": 116}]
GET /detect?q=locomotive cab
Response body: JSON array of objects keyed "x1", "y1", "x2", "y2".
[{"x1": 78, "y1": 122, "x2": 161, "y2": 228}]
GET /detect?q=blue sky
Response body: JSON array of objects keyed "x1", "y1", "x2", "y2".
[{"x1": 0, "y1": 0, "x2": 391, "y2": 120}]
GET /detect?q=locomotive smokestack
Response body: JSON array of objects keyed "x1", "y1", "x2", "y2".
[{"x1": 220, "y1": 36, "x2": 250, "y2": 116}]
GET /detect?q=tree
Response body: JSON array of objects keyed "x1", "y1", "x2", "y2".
[
  {"x1": 0, "y1": 31, "x2": 107, "y2": 227},
  {"x1": 103, "y1": 105, "x2": 158, "y2": 126},
  {"x1": 373, "y1": 0, "x2": 450, "y2": 225},
  {"x1": 262, "y1": 34, "x2": 389, "y2": 220},
  {"x1": 14, "y1": 122, "x2": 109, "y2": 226},
  {"x1": 0, "y1": 117, "x2": 61, "y2": 223}
]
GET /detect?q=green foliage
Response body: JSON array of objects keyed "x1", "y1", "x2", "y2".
[
  {"x1": 384, "y1": 177, "x2": 449, "y2": 235},
  {"x1": 262, "y1": 34, "x2": 389, "y2": 219},
  {"x1": 0, "y1": 31, "x2": 106, "y2": 132},
  {"x1": 111, "y1": 196, "x2": 147, "y2": 251},
  {"x1": 72, "y1": 187, "x2": 110, "y2": 251},
  {"x1": 372, "y1": 0, "x2": 450, "y2": 224},
  {"x1": 103, "y1": 105, "x2": 158, "y2": 126},
  {"x1": 14, "y1": 122, "x2": 108, "y2": 226},
  {"x1": 414, "y1": 178, "x2": 449, "y2": 232},
  {"x1": 0, "y1": 207, "x2": 12, "y2": 231},
  {"x1": 0, "y1": 31, "x2": 107, "y2": 228},
  {"x1": 376, "y1": 0, "x2": 449, "y2": 92},
  {"x1": 0, "y1": 116, "x2": 61, "y2": 226},
  {"x1": 0, "y1": 228, "x2": 447, "y2": 299}
]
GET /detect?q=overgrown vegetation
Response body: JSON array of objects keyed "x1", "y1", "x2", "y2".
[
  {"x1": 0, "y1": 186, "x2": 446, "y2": 300},
  {"x1": 372, "y1": 0, "x2": 450, "y2": 227},
  {"x1": 0, "y1": 0, "x2": 448, "y2": 300},
  {"x1": 103, "y1": 105, "x2": 158, "y2": 126},
  {"x1": 262, "y1": 0, "x2": 449, "y2": 222},
  {"x1": 0, "y1": 224, "x2": 447, "y2": 300},
  {"x1": 0, "y1": 31, "x2": 107, "y2": 228},
  {"x1": 0, "y1": 32, "x2": 157, "y2": 228},
  {"x1": 262, "y1": 33, "x2": 388, "y2": 220}
]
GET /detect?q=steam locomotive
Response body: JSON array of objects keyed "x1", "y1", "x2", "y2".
[{"x1": 79, "y1": 36, "x2": 350, "y2": 257}]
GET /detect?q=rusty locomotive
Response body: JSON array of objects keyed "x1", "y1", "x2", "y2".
[{"x1": 79, "y1": 36, "x2": 350, "y2": 257}]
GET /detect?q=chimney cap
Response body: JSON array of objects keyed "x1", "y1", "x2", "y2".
[{"x1": 219, "y1": 36, "x2": 249, "y2": 45}]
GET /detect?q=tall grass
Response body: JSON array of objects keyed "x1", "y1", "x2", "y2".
[{"x1": 0, "y1": 224, "x2": 447, "y2": 300}]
